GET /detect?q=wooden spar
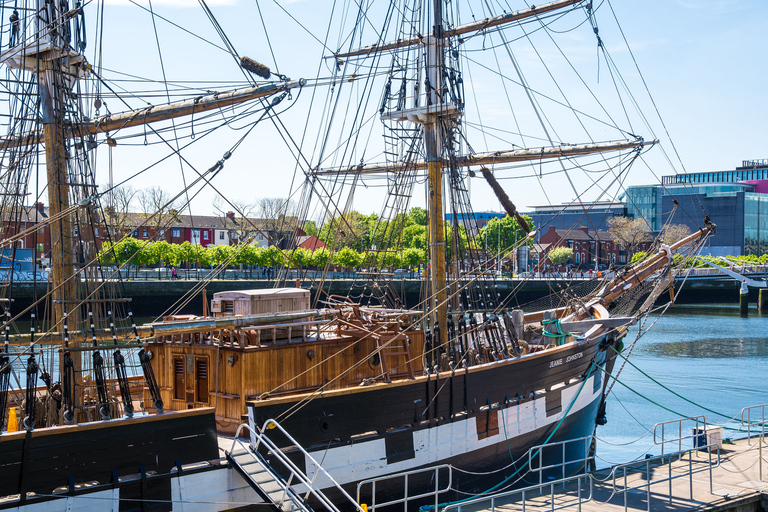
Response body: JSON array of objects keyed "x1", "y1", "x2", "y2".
[
  {"x1": 147, "y1": 309, "x2": 335, "y2": 337},
  {"x1": 84, "y1": 79, "x2": 304, "y2": 135},
  {"x1": 3, "y1": 309, "x2": 337, "y2": 345},
  {"x1": 331, "y1": 0, "x2": 584, "y2": 59},
  {"x1": 598, "y1": 224, "x2": 715, "y2": 305},
  {"x1": 313, "y1": 139, "x2": 657, "y2": 176},
  {"x1": 521, "y1": 224, "x2": 715, "y2": 324},
  {"x1": 0, "y1": 79, "x2": 305, "y2": 151}
]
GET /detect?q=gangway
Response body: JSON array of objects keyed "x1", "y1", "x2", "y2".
[{"x1": 227, "y1": 421, "x2": 365, "y2": 512}]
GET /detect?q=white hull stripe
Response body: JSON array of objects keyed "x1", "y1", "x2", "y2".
[{"x1": 303, "y1": 374, "x2": 602, "y2": 488}]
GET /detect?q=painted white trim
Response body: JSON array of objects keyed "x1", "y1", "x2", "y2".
[
  {"x1": 302, "y1": 375, "x2": 601, "y2": 489},
  {"x1": 2, "y1": 467, "x2": 259, "y2": 512}
]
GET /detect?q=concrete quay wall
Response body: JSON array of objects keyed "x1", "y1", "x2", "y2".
[{"x1": 5, "y1": 275, "x2": 754, "y2": 317}]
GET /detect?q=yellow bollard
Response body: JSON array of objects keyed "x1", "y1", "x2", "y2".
[
  {"x1": 7, "y1": 407, "x2": 18, "y2": 433},
  {"x1": 360, "y1": 505, "x2": 368, "y2": 512}
]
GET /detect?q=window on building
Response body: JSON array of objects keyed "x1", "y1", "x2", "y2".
[
  {"x1": 142, "y1": 229, "x2": 148, "y2": 238},
  {"x1": 195, "y1": 358, "x2": 209, "y2": 403},
  {"x1": 219, "y1": 231, "x2": 225, "y2": 240},
  {"x1": 73, "y1": 226, "x2": 79, "y2": 237},
  {"x1": 193, "y1": 229, "x2": 200, "y2": 239},
  {"x1": 93, "y1": 228, "x2": 99, "y2": 237},
  {"x1": 172, "y1": 228, "x2": 180, "y2": 238},
  {"x1": 173, "y1": 357, "x2": 185, "y2": 400},
  {"x1": 203, "y1": 231, "x2": 209, "y2": 240}
]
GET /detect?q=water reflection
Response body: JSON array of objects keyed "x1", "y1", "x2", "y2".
[{"x1": 641, "y1": 337, "x2": 768, "y2": 358}]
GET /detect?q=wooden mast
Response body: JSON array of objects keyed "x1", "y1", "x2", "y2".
[{"x1": 425, "y1": 0, "x2": 448, "y2": 351}]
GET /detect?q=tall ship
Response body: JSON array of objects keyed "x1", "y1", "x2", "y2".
[{"x1": 0, "y1": 0, "x2": 713, "y2": 510}]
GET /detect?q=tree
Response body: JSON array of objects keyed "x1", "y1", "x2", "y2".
[
  {"x1": 213, "y1": 195, "x2": 258, "y2": 243},
  {"x1": 137, "y1": 186, "x2": 179, "y2": 240},
  {"x1": 286, "y1": 248, "x2": 311, "y2": 268},
  {"x1": 264, "y1": 245, "x2": 284, "y2": 267},
  {"x1": 660, "y1": 223, "x2": 691, "y2": 244},
  {"x1": 208, "y1": 245, "x2": 232, "y2": 267},
  {"x1": 630, "y1": 251, "x2": 647, "y2": 264},
  {"x1": 401, "y1": 224, "x2": 426, "y2": 250},
  {"x1": 256, "y1": 197, "x2": 297, "y2": 249},
  {"x1": 548, "y1": 247, "x2": 574, "y2": 266},
  {"x1": 102, "y1": 184, "x2": 137, "y2": 239},
  {"x1": 608, "y1": 216, "x2": 652, "y2": 253},
  {"x1": 310, "y1": 248, "x2": 330, "y2": 268},
  {"x1": 319, "y1": 211, "x2": 373, "y2": 251},
  {"x1": 401, "y1": 247, "x2": 425, "y2": 267},
  {"x1": 177, "y1": 241, "x2": 196, "y2": 268},
  {"x1": 407, "y1": 207, "x2": 427, "y2": 226},
  {"x1": 303, "y1": 220, "x2": 319, "y2": 238},
  {"x1": 333, "y1": 247, "x2": 363, "y2": 269},
  {"x1": 476, "y1": 214, "x2": 533, "y2": 255}
]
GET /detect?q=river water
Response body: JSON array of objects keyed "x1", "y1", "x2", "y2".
[{"x1": 595, "y1": 303, "x2": 768, "y2": 467}]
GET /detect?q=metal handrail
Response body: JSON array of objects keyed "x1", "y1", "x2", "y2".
[
  {"x1": 230, "y1": 422, "x2": 365, "y2": 512},
  {"x1": 528, "y1": 436, "x2": 594, "y2": 490},
  {"x1": 441, "y1": 473, "x2": 593, "y2": 512},
  {"x1": 739, "y1": 404, "x2": 768, "y2": 481},
  {"x1": 740, "y1": 403, "x2": 768, "y2": 440},
  {"x1": 611, "y1": 444, "x2": 720, "y2": 512},
  {"x1": 356, "y1": 464, "x2": 452, "y2": 512},
  {"x1": 652, "y1": 415, "x2": 707, "y2": 454}
]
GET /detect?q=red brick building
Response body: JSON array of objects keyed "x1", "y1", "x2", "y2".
[{"x1": 537, "y1": 226, "x2": 652, "y2": 270}]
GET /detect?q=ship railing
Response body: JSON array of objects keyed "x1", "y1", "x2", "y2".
[
  {"x1": 527, "y1": 435, "x2": 594, "y2": 492},
  {"x1": 231, "y1": 421, "x2": 365, "y2": 512},
  {"x1": 740, "y1": 403, "x2": 768, "y2": 481},
  {"x1": 356, "y1": 464, "x2": 452, "y2": 512},
  {"x1": 440, "y1": 473, "x2": 593, "y2": 512},
  {"x1": 652, "y1": 415, "x2": 708, "y2": 455},
  {"x1": 610, "y1": 443, "x2": 720, "y2": 512}
]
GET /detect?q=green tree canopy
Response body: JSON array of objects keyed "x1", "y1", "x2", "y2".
[
  {"x1": 548, "y1": 246, "x2": 574, "y2": 266},
  {"x1": 476, "y1": 214, "x2": 533, "y2": 255}
]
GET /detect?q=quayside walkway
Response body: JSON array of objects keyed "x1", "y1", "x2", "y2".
[
  {"x1": 354, "y1": 409, "x2": 768, "y2": 512},
  {"x1": 449, "y1": 436, "x2": 768, "y2": 512}
]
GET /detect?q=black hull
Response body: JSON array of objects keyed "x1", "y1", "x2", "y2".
[
  {"x1": 248, "y1": 336, "x2": 617, "y2": 508},
  {"x1": 0, "y1": 409, "x2": 221, "y2": 509}
]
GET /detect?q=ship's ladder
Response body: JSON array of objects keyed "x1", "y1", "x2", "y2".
[
  {"x1": 376, "y1": 332, "x2": 415, "y2": 382},
  {"x1": 228, "y1": 421, "x2": 365, "y2": 512}
]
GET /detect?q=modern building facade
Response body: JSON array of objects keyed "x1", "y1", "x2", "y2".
[
  {"x1": 625, "y1": 159, "x2": 768, "y2": 256},
  {"x1": 445, "y1": 211, "x2": 504, "y2": 235}
]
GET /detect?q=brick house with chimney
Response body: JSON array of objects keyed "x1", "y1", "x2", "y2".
[{"x1": 538, "y1": 225, "x2": 652, "y2": 270}]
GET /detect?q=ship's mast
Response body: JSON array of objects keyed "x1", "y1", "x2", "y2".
[{"x1": 425, "y1": 0, "x2": 448, "y2": 349}]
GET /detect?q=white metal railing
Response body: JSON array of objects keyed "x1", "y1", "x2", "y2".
[
  {"x1": 611, "y1": 444, "x2": 720, "y2": 512},
  {"x1": 740, "y1": 403, "x2": 768, "y2": 441},
  {"x1": 740, "y1": 403, "x2": 768, "y2": 481},
  {"x1": 441, "y1": 474, "x2": 593, "y2": 512},
  {"x1": 230, "y1": 421, "x2": 365, "y2": 512},
  {"x1": 527, "y1": 436, "x2": 594, "y2": 491},
  {"x1": 356, "y1": 464, "x2": 452, "y2": 512},
  {"x1": 652, "y1": 415, "x2": 708, "y2": 454}
]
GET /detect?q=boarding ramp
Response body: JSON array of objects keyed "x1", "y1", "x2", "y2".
[{"x1": 227, "y1": 421, "x2": 364, "y2": 512}]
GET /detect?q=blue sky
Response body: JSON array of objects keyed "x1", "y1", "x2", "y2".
[{"x1": 82, "y1": 0, "x2": 767, "y2": 220}]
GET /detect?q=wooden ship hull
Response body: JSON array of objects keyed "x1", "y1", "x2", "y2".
[{"x1": 142, "y1": 286, "x2": 634, "y2": 504}]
